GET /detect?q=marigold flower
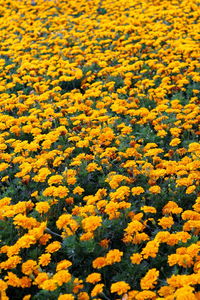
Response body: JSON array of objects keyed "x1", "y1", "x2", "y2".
[
  {"x1": 82, "y1": 216, "x2": 102, "y2": 232},
  {"x1": 77, "y1": 292, "x2": 89, "y2": 300},
  {"x1": 111, "y1": 281, "x2": 130, "y2": 295},
  {"x1": 149, "y1": 185, "x2": 161, "y2": 194},
  {"x1": 91, "y1": 283, "x2": 104, "y2": 297},
  {"x1": 140, "y1": 268, "x2": 159, "y2": 290},
  {"x1": 131, "y1": 186, "x2": 145, "y2": 195},
  {"x1": 40, "y1": 279, "x2": 57, "y2": 291},
  {"x1": 92, "y1": 257, "x2": 107, "y2": 269},
  {"x1": 86, "y1": 273, "x2": 101, "y2": 284},
  {"x1": 53, "y1": 270, "x2": 71, "y2": 286},
  {"x1": 130, "y1": 253, "x2": 143, "y2": 264},
  {"x1": 35, "y1": 202, "x2": 50, "y2": 214},
  {"x1": 58, "y1": 295, "x2": 74, "y2": 300},
  {"x1": 135, "y1": 290, "x2": 157, "y2": 300},
  {"x1": 105, "y1": 249, "x2": 123, "y2": 265},
  {"x1": 158, "y1": 216, "x2": 174, "y2": 229},
  {"x1": 45, "y1": 241, "x2": 61, "y2": 253},
  {"x1": 56, "y1": 260, "x2": 72, "y2": 271},
  {"x1": 21, "y1": 260, "x2": 38, "y2": 276},
  {"x1": 38, "y1": 253, "x2": 51, "y2": 266}
]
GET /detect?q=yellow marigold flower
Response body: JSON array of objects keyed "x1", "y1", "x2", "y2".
[
  {"x1": 13, "y1": 214, "x2": 38, "y2": 229},
  {"x1": 169, "y1": 138, "x2": 181, "y2": 147},
  {"x1": 20, "y1": 276, "x2": 31, "y2": 288},
  {"x1": 91, "y1": 283, "x2": 104, "y2": 297},
  {"x1": 141, "y1": 240, "x2": 160, "y2": 259},
  {"x1": 53, "y1": 270, "x2": 71, "y2": 286},
  {"x1": 4, "y1": 272, "x2": 20, "y2": 287},
  {"x1": 155, "y1": 231, "x2": 171, "y2": 243},
  {"x1": 80, "y1": 232, "x2": 94, "y2": 241},
  {"x1": 73, "y1": 186, "x2": 85, "y2": 195},
  {"x1": 124, "y1": 220, "x2": 144, "y2": 235},
  {"x1": 22, "y1": 296, "x2": 31, "y2": 300},
  {"x1": 105, "y1": 249, "x2": 123, "y2": 265},
  {"x1": 86, "y1": 273, "x2": 101, "y2": 284},
  {"x1": 77, "y1": 292, "x2": 89, "y2": 300},
  {"x1": 56, "y1": 260, "x2": 72, "y2": 271},
  {"x1": 131, "y1": 186, "x2": 144, "y2": 195},
  {"x1": 48, "y1": 175, "x2": 63, "y2": 185},
  {"x1": 92, "y1": 257, "x2": 107, "y2": 269},
  {"x1": 140, "y1": 268, "x2": 159, "y2": 290},
  {"x1": 149, "y1": 185, "x2": 161, "y2": 194},
  {"x1": 34, "y1": 273, "x2": 49, "y2": 286},
  {"x1": 174, "y1": 285, "x2": 196, "y2": 300},
  {"x1": 162, "y1": 201, "x2": 183, "y2": 215},
  {"x1": 110, "y1": 186, "x2": 130, "y2": 201},
  {"x1": 0, "y1": 255, "x2": 22, "y2": 270},
  {"x1": 158, "y1": 285, "x2": 175, "y2": 297},
  {"x1": 130, "y1": 253, "x2": 142, "y2": 264},
  {"x1": 38, "y1": 253, "x2": 51, "y2": 266},
  {"x1": 21, "y1": 260, "x2": 38, "y2": 276},
  {"x1": 141, "y1": 206, "x2": 157, "y2": 214},
  {"x1": 40, "y1": 279, "x2": 57, "y2": 291},
  {"x1": 111, "y1": 281, "x2": 130, "y2": 295},
  {"x1": 82, "y1": 216, "x2": 102, "y2": 232},
  {"x1": 99, "y1": 239, "x2": 110, "y2": 248},
  {"x1": 185, "y1": 185, "x2": 196, "y2": 194},
  {"x1": 188, "y1": 142, "x2": 200, "y2": 153},
  {"x1": 45, "y1": 241, "x2": 61, "y2": 253},
  {"x1": 35, "y1": 202, "x2": 50, "y2": 214},
  {"x1": 0, "y1": 162, "x2": 9, "y2": 171},
  {"x1": 58, "y1": 295, "x2": 74, "y2": 300},
  {"x1": 135, "y1": 290, "x2": 157, "y2": 300},
  {"x1": 158, "y1": 216, "x2": 174, "y2": 229},
  {"x1": 0, "y1": 279, "x2": 7, "y2": 291},
  {"x1": 86, "y1": 162, "x2": 101, "y2": 172},
  {"x1": 170, "y1": 127, "x2": 182, "y2": 137}
]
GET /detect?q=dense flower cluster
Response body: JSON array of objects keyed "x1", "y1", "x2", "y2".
[{"x1": 0, "y1": 0, "x2": 199, "y2": 299}]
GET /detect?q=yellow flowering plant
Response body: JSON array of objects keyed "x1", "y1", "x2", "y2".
[{"x1": 0, "y1": 0, "x2": 200, "y2": 299}]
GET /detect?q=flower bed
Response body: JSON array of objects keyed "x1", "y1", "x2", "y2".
[{"x1": 0, "y1": 0, "x2": 199, "y2": 299}]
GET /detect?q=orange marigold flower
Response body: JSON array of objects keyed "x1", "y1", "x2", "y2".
[
  {"x1": 141, "y1": 206, "x2": 157, "y2": 214},
  {"x1": 82, "y1": 216, "x2": 102, "y2": 232},
  {"x1": 40, "y1": 279, "x2": 57, "y2": 291},
  {"x1": 34, "y1": 272, "x2": 49, "y2": 286},
  {"x1": 99, "y1": 239, "x2": 110, "y2": 248},
  {"x1": 158, "y1": 216, "x2": 174, "y2": 229},
  {"x1": 91, "y1": 283, "x2": 104, "y2": 297},
  {"x1": 56, "y1": 260, "x2": 72, "y2": 271},
  {"x1": 45, "y1": 241, "x2": 61, "y2": 253},
  {"x1": 131, "y1": 186, "x2": 145, "y2": 195},
  {"x1": 135, "y1": 290, "x2": 157, "y2": 300},
  {"x1": 130, "y1": 253, "x2": 143, "y2": 264},
  {"x1": 53, "y1": 270, "x2": 71, "y2": 286},
  {"x1": 35, "y1": 202, "x2": 50, "y2": 214},
  {"x1": 141, "y1": 240, "x2": 160, "y2": 259},
  {"x1": 58, "y1": 294, "x2": 74, "y2": 300},
  {"x1": 105, "y1": 249, "x2": 123, "y2": 265},
  {"x1": 38, "y1": 253, "x2": 51, "y2": 266},
  {"x1": 140, "y1": 268, "x2": 159, "y2": 290},
  {"x1": 111, "y1": 281, "x2": 130, "y2": 295},
  {"x1": 86, "y1": 273, "x2": 101, "y2": 284},
  {"x1": 185, "y1": 185, "x2": 196, "y2": 194},
  {"x1": 73, "y1": 186, "x2": 85, "y2": 195},
  {"x1": 77, "y1": 292, "x2": 89, "y2": 300},
  {"x1": 21, "y1": 260, "x2": 38, "y2": 276},
  {"x1": 149, "y1": 185, "x2": 161, "y2": 194},
  {"x1": 86, "y1": 162, "x2": 101, "y2": 172},
  {"x1": 92, "y1": 257, "x2": 107, "y2": 269},
  {"x1": 162, "y1": 201, "x2": 183, "y2": 215}
]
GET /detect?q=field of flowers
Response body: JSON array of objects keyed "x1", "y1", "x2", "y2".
[{"x1": 0, "y1": 0, "x2": 200, "y2": 299}]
